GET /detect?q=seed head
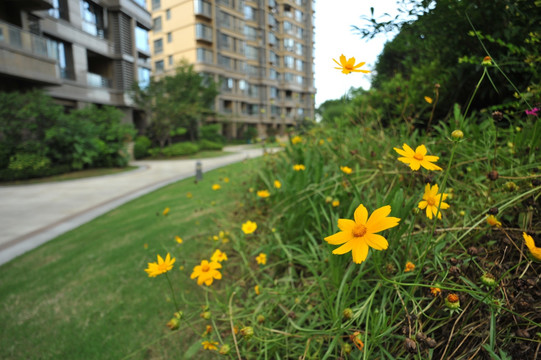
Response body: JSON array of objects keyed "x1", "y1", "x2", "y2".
[
  {"x1": 451, "y1": 130, "x2": 464, "y2": 139},
  {"x1": 343, "y1": 308, "x2": 354, "y2": 320},
  {"x1": 492, "y1": 111, "x2": 503, "y2": 122},
  {"x1": 445, "y1": 293, "x2": 461, "y2": 309},
  {"x1": 487, "y1": 170, "x2": 499, "y2": 181},
  {"x1": 404, "y1": 338, "x2": 417, "y2": 354},
  {"x1": 488, "y1": 207, "x2": 499, "y2": 215},
  {"x1": 481, "y1": 273, "x2": 497, "y2": 287}
]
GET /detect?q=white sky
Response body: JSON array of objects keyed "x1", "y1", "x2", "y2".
[{"x1": 313, "y1": 0, "x2": 401, "y2": 107}]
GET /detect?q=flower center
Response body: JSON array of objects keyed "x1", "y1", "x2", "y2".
[
  {"x1": 427, "y1": 197, "x2": 436, "y2": 206},
  {"x1": 201, "y1": 264, "x2": 210, "y2": 272},
  {"x1": 413, "y1": 153, "x2": 424, "y2": 160},
  {"x1": 352, "y1": 224, "x2": 367, "y2": 237}
]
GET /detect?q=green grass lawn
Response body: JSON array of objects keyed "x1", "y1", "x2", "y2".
[{"x1": 0, "y1": 159, "x2": 257, "y2": 360}]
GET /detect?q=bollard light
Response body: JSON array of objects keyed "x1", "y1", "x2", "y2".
[{"x1": 196, "y1": 161, "x2": 203, "y2": 181}]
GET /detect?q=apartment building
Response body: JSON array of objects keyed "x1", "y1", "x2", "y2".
[
  {"x1": 148, "y1": 0, "x2": 315, "y2": 138},
  {"x1": 0, "y1": 0, "x2": 152, "y2": 128}
]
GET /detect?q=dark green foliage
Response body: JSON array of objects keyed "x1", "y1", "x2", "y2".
[
  {"x1": 0, "y1": 90, "x2": 135, "y2": 180},
  {"x1": 199, "y1": 124, "x2": 225, "y2": 143},
  {"x1": 133, "y1": 135, "x2": 151, "y2": 159},
  {"x1": 148, "y1": 142, "x2": 200, "y2": 157},
  {"x1": 131, "y1": 60, "x2": 219, "y2": 147},
  {"x1": 198, "y1": 139, "x2": 223, "y2": 151}
]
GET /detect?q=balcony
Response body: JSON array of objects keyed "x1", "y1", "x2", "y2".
[
  {"x1": 195, "y1": 25, "x2": 213, "y2": 43},
  {"x1": 5, "y1": 0, "x2": 53, "y2": 11},
  {"x1": 194, "y1": 0, "x2": 212, "y2": 19},
  {"x1": 0, "y1": 20, "x2": 60, "y2": 85},
  {"x1": 87, "y1": 72, "x2": 112, "y2": 88}
]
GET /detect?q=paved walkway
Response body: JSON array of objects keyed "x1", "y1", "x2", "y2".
[{"x1": 0, "y1": 145, "x2": 277, "y2": 266}]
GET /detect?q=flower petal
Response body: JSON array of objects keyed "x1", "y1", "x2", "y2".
[
  {"x1": 418, "y1": 200, "x2": 428, "y2": 209},
  {"x1": 338, "y1": 219, "x2": 356, "y2": 232},
  {"x1": 351, "y1": 242, "x2": 369, "y2": 264},
  {"x1": 354, "y1": 204, "x2": 368, "y2": 224},
  {"x1": 364, "y1": 233, "x2": 389, "y2": 250},
  {"x1": 332, "y1": 240, "x2": 354, "y2": 255},
  {"x1": 366, "y1": 206, "x2": 400, "y2": 233},
  {"x1": 352, "y1": 62, "x2": 366, "y2": 69},
  {"x1": 339, "y1": 54, "x2": 347, "y2": 66},
  {"x1": 415, "y1": 144, "x2": 427, "y2": 156},
  {"x1": 325, "y1": 231, "x2": 352, "y2": 245}
]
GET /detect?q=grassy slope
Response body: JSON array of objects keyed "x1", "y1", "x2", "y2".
[{"x1": 0, "y1": 159, "x2": 257, "y2": 360}]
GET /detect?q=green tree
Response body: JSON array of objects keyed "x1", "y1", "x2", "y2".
[{"x1": 131, "y1": 61, "x2": 219, "y2": 147}]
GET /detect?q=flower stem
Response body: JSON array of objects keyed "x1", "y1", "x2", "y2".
[
  {"x1": 165, "y1": 272, "x2": 180, "y2": 312},
  {"x1": 463, "y1": 68, "x2": 486, "y2": 120}
]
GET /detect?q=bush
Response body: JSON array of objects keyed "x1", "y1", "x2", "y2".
[
  {"x1": 200, "y1": 124, "x2": 224, "y2": 143},
  {"x1": 148, "y1": 142, "x2": 200, "y2": 157},
  {"x1": 8, "y1": 153, "x2": 51, "y2": 171},
  {"x1": 0, "y1": 164, "x2": 71, "y2": 182},
  {"x1": 134, "y1": 136, "x2": 152, "y2": 159},
  {"x1": 198, "y1": 139, "x2": 223, "y2": 151}
]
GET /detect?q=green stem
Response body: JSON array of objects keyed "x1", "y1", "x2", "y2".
[
  {"x1": 463, "y1": 68, "x2": 486, "y2": 120},
  {"x1": 165, "y1": 272, "x2": 180, "y2": 312}
]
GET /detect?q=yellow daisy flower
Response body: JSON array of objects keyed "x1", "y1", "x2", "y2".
[
  {"x1": 190, "y1": 260, "x2": 222, "y2": 286},
  {"x1": 333, "y1": 54, "x2": 371, "y2": 74},
  {"x1": 424, "y1": 96, "x2": 433, "y2": 104},
  {"x1": 332, "y1": 200, "x2": 340, "y2": 207},
  {"x1": 486, "y1": 215, "x2": 502, "y2": 227},
  {"x1": 162, "y1": 207, "x2": 170, "y2": 216},
  {"x1": 212, "y1": 184, "x2": 221, "y2": 191},
  {"x1": 324, "y1": 204, "x2": 400, "y2": 264},
  {"x1": 291, "y1": 135, "x2": 302, "y2": 145},
  {"x1": 201, "y1": 340, "x2": 219, "y2": 350},
  {"x1": 254, "y1": 285, "x2": 260, "y2": 295},
  {"x1": 175, "y1": 236, "x2": 183, "y2": 244},
  {"x1": 211, "y1": 249, "x2": 228, "y2": 263},
  {"x1": 523, "y1": 232, "x2": 541, "y2": 260},
  {"x1": 393, "y1": 144, "x2": 442, "y2": 171},
  {"x1": 418, "y1": 183, "x2": 450, "y2": 220},
  {"x1": 340, "y1": 166, "x2": 353, "y2": 174},
  {"x1": 242, "y1": 220, "x2": 257, "y2": 234},
  {"x1": 404, "y1": 261, "x2": 415, "y2": 272},
  {"x1": 274, "y1": 180, "x2": 282, "y2": 189},
  {"x1": 255, "y1": 253, "x2": 267, "y2": 265},
  {"x1": 257, "y1": 190, "x2": 270, "y2": 198},
  {"x1": 293, "y1": 164, "x2": 306, "y2": 171},
  {"x1": 144, "y1": 253, "x2": 176, "y2": 277}
]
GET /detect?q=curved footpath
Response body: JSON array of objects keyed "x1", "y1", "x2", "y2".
[{"x1": 0, "y1": 145, "x2": 279, "y2": 266}]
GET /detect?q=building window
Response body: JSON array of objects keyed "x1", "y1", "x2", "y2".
[
  {"x1": 166, "y1": 9, "x2": 171, "y2": 20},
  {"x1": 167, "y1": 32, "x2": 172, "y2": 43},
  {"x1": 220, "y1": 76, "x2": 233, "y2": 92},
  {"x1": 218, "y1": 32, "x2": 232, "y2": 50},
  {"x1": 244, "y1": 6, "x2": 256, "y2": 21},
  {"x1": 168, "y1": 55, "x2": 173, "y2": 66},
  {"x1": 196, "y1": 48, "x2": 213, "y2": 63},
  {"x1": 155, "y1": 60, "x2": 164, "y2": 73},
  {"x1": 295, "y1": 10, "x2": 303, "y2": 22},
  {"x1": 49, "y1": 0, "x2": 69, "y2": 20},
  {"x1": 245, "y1": 45, "x2": 258, "y2": 60},
  {"x1": 218, "y1": 54, "x2": 231, "y2": 69},
  {"x1": 80, "y1": 0, "x2": 105, "y2": 38},
  {"x1": 154, "y1": 38, "x2": 163, "y2": 54},
  {"x1": 48, "y1": 37, "x2": 74, "y2": 80},
  {"x1": 138, "y1": 66, "x2": 151, "y2": 88},
  {"x1": 135, "y1": 26, "x2": 149, "y2": 52},
  {"x1": 244, "y1": 25, "x2": 257, "y2": 41},
  {"x1": 284, "y1": 55, "x2": 294, "y2": 69},
  {"x1": 153, "y1": 17, "x2": 162, "y2": 32},
  {"x1": 152, "y1": 0, "x2": 161, "y2": 10},
  {"x1": 196, "y1": 23, "x2": 212, "y2": 42}
]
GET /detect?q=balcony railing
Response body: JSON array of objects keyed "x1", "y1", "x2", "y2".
[
  {"x1": 0, "y1": 20, "x2": 57, "y2": 60},
  {"x1": 131, "y1": 0, "x2": 146, "y2": 7},
  {"x1": 194, "y1": 0, "x2": 211, "y2": 18},
  {"x1": 87, "y1": 72, "x2": 111, "y2": 88},
  {"x1": 196, "y1": 25, "x2": 213, "y2": 42}
]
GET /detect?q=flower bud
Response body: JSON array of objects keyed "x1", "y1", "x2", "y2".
[
  {"x1": 445, "y1": 293, "x2": 461, "y2": 309},
  {"x1": 481, "y1": 273, "x2": 497, "y2": 287},
  {"x1": 200, "y1": 311, "x2": 211, "y2": 320},
  {"x1": 240, "y1": 326, "x2": 254, "y2": 339},
  {"x1": 257, "y1": 315, "x2": 265, "y2": 324},
  {"x1": 451, "y1": 130, "x2": 464, "y2": 139},
  {"x1": 343, "y1": 308, "x2": 353, "y2": 320},
  {"x1": 342, "y1": 343, "x2": 353, "y2": 354},
  {"x1": 166, "y1": 317, "x2": 180, "y2": 330},
  {"x1": 219, "y1": 344, "x2": 231, "y2": 355}
]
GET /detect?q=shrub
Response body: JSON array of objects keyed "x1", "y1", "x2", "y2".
[
  {"x1": 0, "y1": 164, "x2": 71, "y2": 182},
  {"x1": 149, "y1": 142, "x2": 200, "y2": 157},
  {"x1": 8, "y1": 153, "x2": 51, "y2": 171},
  {"x1": 200, "y1": 124, "x2": 224, "y2": 143},
  {"x1": 198, "y1": 139, "x2": 223, "y2": 151},
  {"x1": 134, "y1": 136, "x2": 152, "y2": 159}
]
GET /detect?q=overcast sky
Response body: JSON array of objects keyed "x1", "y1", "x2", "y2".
[{"x1": 313, "y1": 0, "x2": 401, "y2": 107}]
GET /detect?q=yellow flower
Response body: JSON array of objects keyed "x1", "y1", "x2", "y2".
[
  {"x1": 162, "y1": 207, "x2": 170, "y2": 216},
  {"x1": 291, "y1": 135, "x2": 302, "y2": 145},
  {"x1": 255, "y1": 253, "x2": 267, "y2": 265},
  {"x1": 254, "y1": 285, "x2": 260, "y2": 295},
  {"x1": 293, "y1": 164, "x2": 306, "y2": 171},
  {"x1": 190, "y1": 260, "x2": 222, "y2": 286},
  {"x1": 242, "y1": 220, "x2": 257, "y2": 234},
  {"x1": 211, "y1": 249, "x2": 228, "y2": 262},
  {"x1": 224, "y1": 177, "x2": 230, "y2": 183},
  {"x1": 486, "y1": 215, "x2": 502, "y2": 227},
  {"x1": 212, "y1": 184, "x2": 221, "y2": 191},
  {"x1": 175, "y1": 236, "x2": 183, "y2": 244},
  {"x1": 274, "y1": 180, "x2": 282, "y2": 189},
  {"x1": 482, "y1": 56, "x2": 492, "y2": 66},
  {"x1": 257, "y1": 190, "x2": 270, "y2": 198},
  {"x1": 404, "y1": 261, "x2": 415, "y2": 272},
  {"x1": 333, "y1": 54, "x2": 370, "y2": 74},
  {"x1": 332, "y1": 200, "x2": 340, "y2": 207},
  {"x1": 201, "y1": 340, "x2": 219, "y2": 350},
  {"x1": 324, "y1": 204, "x2": 400, "y2": 264},
  {"x1": 186, "y1": 192, "x2": 193, "y2": 198},
  {"x1": 430, "y1": 287, "x2": 441, "y2": 296},
  {"x1": 523, "y1": 232, "x2": 541, "y2": 260},
  {"x1": 424, "y1": 96, "x2": 433, "y2": 104},
  {"x1": 212, "y1": 235, "x2": 219, "y2": 241},
  {"x1": 340, "y1": 166, "x2": 353, "y2": 174},
  {"x1": 319, "y1": 139, "x2": 325, "y2": 145},
  {"x1": 143, "y1": 243, "x2": 148, "y2": 249},
  {"x1": 394, "y1": 144, "x2": 442, "y2": 171},
  {"x1": 144, "y1": 253, "x2": 176, "y2": 277},
  {"x1": 418, "y1": 183, "x2": 450, "y2": 220}
]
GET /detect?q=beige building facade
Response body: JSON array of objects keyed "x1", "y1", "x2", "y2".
[
  {"x1": 148, "y1": 0, "x2": 316, "y2": 138},
  {"x1": 0, "y1": 0, "x2": 152, "y2": 128}
]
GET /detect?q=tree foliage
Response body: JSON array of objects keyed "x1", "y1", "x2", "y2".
[{"x1": 131, "y1": 61, "x2": 219, "y2": 147}]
